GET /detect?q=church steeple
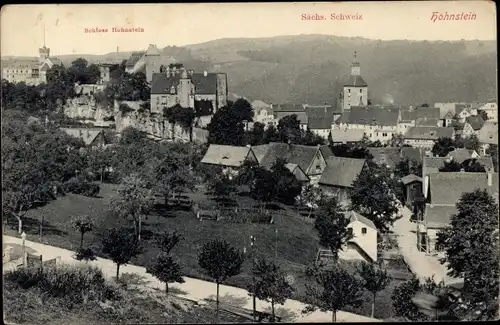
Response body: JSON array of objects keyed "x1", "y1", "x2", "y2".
[
  {"x1": 39, "y1": 24, "x2": 50, "y2": 62},
  {"x1": 351, "y1": 50, "x2": 360, "y2": 76}
]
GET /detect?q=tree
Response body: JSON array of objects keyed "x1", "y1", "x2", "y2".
[
  {"x1": 231, "y1": 98, "x2": 254, "y2": 122},
  {"x1": 146, "y1": 253, "x2": 185, "y2": 295},
  {"x1": 263, "y1": 124, "x2": 280, "y2": 143},
  {"x1": 101, "y1": 228, "x2": 142, "y2": 280},
  {"x1": 109, "y1": 174, "x2": 155, "y2": 241},
  {"x1": 357, "y1": 261, "x2": 390, "y2": 318},
  {"x1": 314, "y1": 197, "x2": 352, "y2": 261},
  {"x1": 394, "y1": 158, "x2": 422, "y2": 178},
  {"x1": 486, "y1": 144, "x2": 498, "y2": 172},
  {"x1": 301, "y1": 129, "x2": 326, "y2": 146},
  {"x1": 438, "y1": 159, "x2": 462, "y2": 172},
  {"x1": 431, "y1": 137, "x2": 456, "y2": 157},
  {"x1": 156, "y1": 230, "x2": 183, "y2": 254},
  {"x1": 153, "y1": 153, "x2": 195, "y2": 205},
  {"x1": 391, "y1": 277, "x2": 427, "y2": 321},
  {"x1": 389, "y1": 133, "x2": 405, "y2": 147},
  {"x1": 456, "y1": 135, "x2": 480, "y2": 152},
  {"x1": 250, "y1": 166, "x2": 277, "y2": 210},
  {"x1": 249, "y1": 258, "x2": 295, "y2": 321},
  {"x1": 246, "y1": 122, "x2": 265, "y2": 146},
  {"x1": 303, "y1": 265, "x2": 364, "y2": 322},
  {"x1": 270, "y1": 158, "x2": 302, "y2": 206},
  {"x1": 349, "y1": 165, "x2": 399, "y2": 232},
  {"x1": 69, "y1": 215, "x2": 96, "y2": 250},
  {"x1": 436, "y1": 189, "x2": 499, "y2": 317},
  {"x1": 330, "y1": 144, "x2": 373, "y2": 159},
  {"x1": 277, "y1": 115, "x2": 302, "y2": 144},
  {"x1": 295, "y1": 184, "x2": 324, "y2": 218},
  {"x1": 208, "y1": 173, "x2": 236, "y2": 201},
  {"x1": 198, "y1": 239, "x2": 244, "y2": 323},
  {"x1": 478, "y1": 110, "x2": 489, "y2": 121},
  {"x1": 207, "y1": 105, "x2": 246, "y2": 146}
]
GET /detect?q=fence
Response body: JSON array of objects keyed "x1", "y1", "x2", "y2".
[
  {"x1": 21, "y1": 254, "x2": 59, "y2": 270},
  {"x1": 194, "y1": 206, "x2": 288, "y2": 224}
]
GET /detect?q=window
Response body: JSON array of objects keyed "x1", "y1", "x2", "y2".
[
  {"x1": 360, "y1": 89, "x2": 362, "y2": 93},
  {"x1": 347, "y1": 227, "x2": 353, "y2": 237},
  {"x1": 348, "y1": 89, "x2": 351, "y2": 93},
  {"x1": 360, "y1": 96, "x2": 363, "y2": 102},
  {"x1": 435, "y1": 243, "x2": 444, "y2": 252},
  {"x1": 362, "y1": 227, "x2": 367, "y2": 235},
  {"x1": 315, "y1": 164, "x2": 321, "y2": 172},
  {"x1": 382, "y1": 133, "x2": 387, "y2": 137}
]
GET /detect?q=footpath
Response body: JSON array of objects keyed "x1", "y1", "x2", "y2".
[{"x1": 3, "y1": 235, "x2": 379, "y2": 323}]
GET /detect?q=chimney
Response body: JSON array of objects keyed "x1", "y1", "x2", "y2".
[
  {"x1": 460, "y1": 168, "x2": 465, "y2": 172},
  {"x1": 488, "y1": 167, "x2": 493, "y2": 186},
  {"x1": 203, "y1": 71, "x2": 208, "y2": 77}
]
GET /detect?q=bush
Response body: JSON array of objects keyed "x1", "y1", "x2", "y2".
[
  {"x1": 65, "y1": 176, "x2": 101, "y2": 197},
  {"x1": 74, "y1": 247, "x2": 97, "y2": 262},
  {"x1": 5, "y1": 264, "x2": 121, "y2": 306}
]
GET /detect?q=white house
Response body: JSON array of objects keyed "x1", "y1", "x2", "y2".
[
  {"x1": 333, "y1": 106, "x2": 400, "y2": 144},
  {"x1": 461, "y1": 115, "x2": 485, "y2": 138},
  {"x1": 477, "y1": 121, "x2": 498, "y2": 156},
  {"x1": 477, "y1": 102, "x2": 498, "y2": 122},
  {"x1": 200, "y1": 144, "x2": 258, "y2": 179},
  {"x1": 252, "y1": 100, "x2": 275, "y2": 126},
  {"x1": 338, "y1": 211, "x2": 378, "y2": 263},
  {"x1": 403, "y1": 126, "x2": 455, "y2": 149},
  {"x1": 457, "y1": 106, "x2": 478, "y2": 123}
]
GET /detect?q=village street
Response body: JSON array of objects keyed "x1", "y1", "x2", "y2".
[
  {"x1": 392, "y1": 206, "x2": 461, "y2": 285},
  {"x1": 3, "y1": 235, "x2": 379, "y2": 323}
]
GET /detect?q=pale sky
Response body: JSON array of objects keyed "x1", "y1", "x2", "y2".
[{"x1": 1, "y1": 2, "x2": 496, "y2": 57}]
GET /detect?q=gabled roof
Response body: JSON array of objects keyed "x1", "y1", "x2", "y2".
[
  {"x1": 404, "y1": 126, "x2": 454, "y2": 140},
  {"x1": 258, "y1": 142, "x2": 324, "y2": 173},
  {"x1": 319, "y1": 145, "x2": 334, "y2": 159},
  {"x1": 201, "y1": 144, "x2": 255, "y2": 167},
  {"x1": 367, "y1": 147, "x2": 401, "y2": 169},
  {"x1": 145, "y1": 44, "x2": 161, "y2": 56},
  {"x1": 60, "y1": 128, "x2": 104, "y2": 146},
  {"x1": 415, "y1": 117, "x2": 440, "y2": 127},
  {"x1": 400, "y1": 147, "x2": 426, "y2": 163},
  {"x1": 413, "y1": 107, "x2": 441, "y2": 120},
  {"x1": 447, "y1": 148, "x2": 475, "y2": 162},
  {"x1": 465, "y1": 115, "x2": 485, "y2": 131},
  {"x1": 428, "y1": 172, "x2": 498, "y2": 205},
  {"x1": 251, "y1": 144, "x2": 270, "y2": 163},
  {"x1": 423, "y1": 156, "x2": 494, "y2": 174},
  {"x1": 335, "y1": 111, "x2": 351, "y2": 124},
  {"x1": 308, "y1": 116, "x2": 333, "y2": 130},
  {"x1": 273, "y1": 104, "x2": 305, "y2": 112},
  {"x1": 346, "y1": 106, "x2": 400, "y2": 126},
  {"x1": 125, "y1": 51, "x2": 145, "y2": 67},
  {"x1": 443, "y1": 111, "x2": 455, "y2": 119},
  {"x1": 330, "y1": 128, "x2": 365, "y2": 143},
  {"x1": 343, "y1": 75, "x2": 368, "y2": 87},
  {"x1": 477, "y1": 121, "x2": 498, "y2": 145},
  {"x1": 401, "y1": 174, "x2": 423, "y2": 185},
  {"x1": 318, "y1": 156, "x2": 366, "y2": 188},
  {"x1": 285, "y1": 163, "x2": 310, "y2": 182},
  {"x1": 151, "y1": 72, "x2": 218, "y2": 95},
  {"x1": 343, "y1": 210, "x2": 377, "y2": 230}
]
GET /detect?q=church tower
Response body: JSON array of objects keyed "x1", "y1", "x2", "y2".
[
  {"x1": 341, "y1": 50, "x2": 368, "y2": 111},
  {"x1": 39, "y1": 26, "x2": 50, "y2": 62},
  {"x1": 178, "y1": 69, "x2": 195, "y2": 108}
]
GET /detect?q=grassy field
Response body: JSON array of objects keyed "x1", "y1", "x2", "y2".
[
  {"x1": 4, "y1": 183, "x2": 406, "y2": 319},
  {"x1": 4, "y1": 267, "x2": 250, "y2": 325}
]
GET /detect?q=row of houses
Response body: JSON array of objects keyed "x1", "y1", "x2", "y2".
[{"x1": 251, "y1": 102, "x2": 498, "y2": 150}]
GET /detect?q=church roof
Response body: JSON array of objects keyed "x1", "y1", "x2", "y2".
[
  {"x1": 151, "y1": 72, "x2": 218, "y2": 95},
  {"x1": 343, "y1": 75, "x2": 368, "y2": 87}
]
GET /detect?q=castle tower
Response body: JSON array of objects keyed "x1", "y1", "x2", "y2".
[
  {"x1": 178, "y1": 69, "x2": 194, "y2": 108},
  {"x1": 144, "y1": 44, "x2": 161, "y2": 83},
  {"x1": 341, "y1": 50, "x2": 368, "y2": 111}
]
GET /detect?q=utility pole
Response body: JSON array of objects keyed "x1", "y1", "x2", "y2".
[{"x1": 250, "y1": 235, "x2": 256, "y2": 322}]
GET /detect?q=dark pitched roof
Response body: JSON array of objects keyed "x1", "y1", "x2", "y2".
[
  {"x1": 308, "y1": 116, "x2": 334, "y2": 130},
  {"x1": 125, "y1": 51, "x2": 145, "y2": 67},
  {"x1": 343, "y1": 75, "x2": 368, "y2": 87},
  {"x1": 423, "y1": 156, "x2": 494, "y2": 174},
  {"x1": 465, "y1": 115, "x2": 485, "y2": 130},
  {"x1": 367, "y1": 147, "x2": 401, "y2": 168},
  {"x1": 252, "y1": 144, "x2": 270, "y2": 163},
  {"x1": 318, "y1": 156, "x2": 366, "y2": 187},
  {"x1": 285, "y1": 163, "x2": 310, "y2": 182},
  {"x1": 400, "y1": 147, "x2": 426, "y2": 163},
  {"x1": 335, "y1": 111, "x2": 351, "y2": 124},
  {"x1": 306, "y1": 106, "x2": 334, "y2": 119},
  {"x1": 425, "y1": 205, "x2": 457, "y2": 228},
  {"x1": 413, "y1": 107, "x2": 440, "y2": 120},
  {"x1": 319, "y1": 145, "x2": 334, "y2": 159},
  {"x1": 401, "y1": 110, "x2": 415, "y2": 121},
  {"x1": 416, "y1": 117, "x2": 440, "y2": 127},
  {"x1": 428, "y1": 172, "x2": 498, "y2": 205},
  {"x1": 346, "y1": 106, "x2": 400, "y2": 126},
  {"x1": 404, "y1": 126, "x2": 454, "y2": 140},
  {"x1": 258, "y1": 142, "x2": 323, "y2": 173},
  {"x1": 201, "y1": 145, "x2": 255, "y2": 167},
  {"x1": 151, "y1": 72, "x2": 218, "y2": 95},
  {"x1": 273, "y1": 104, "x2": 305, "y2": 112}
]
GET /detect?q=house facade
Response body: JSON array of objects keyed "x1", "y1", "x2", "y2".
[
  {"x1": 200, "y1": 144, "x2": 258, "y2": 178},
  {"x1": 478, "y1": 102, "x2": 498, "y2": 122},
  {"x1": 338, "y1": 211, "x2": 378, "y2": 263},
  {"x1": 150, "y1": 67, "x2": 228, "y2": 115},
  {"x1": 403, "y1": 126, "x2": 455, "y2": 149},
  {"x1": 60, "y1": 128, "x2": 107, "y2": 148},
  {"x1": 273, "y1": 104, "x2": 308, "y2": 131},
  {"x1": 461, "y1": 115, "x2": 485, "y2": 138},
  {"x1": 253, "y1": 142, "x2": 333, "y2": 184},
  {"x1": 477, "y1": 121, "x2": 498, "y2": 156},
  {"x1": 333, "y1": 106, "x2": 400, "y2": 144}
]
